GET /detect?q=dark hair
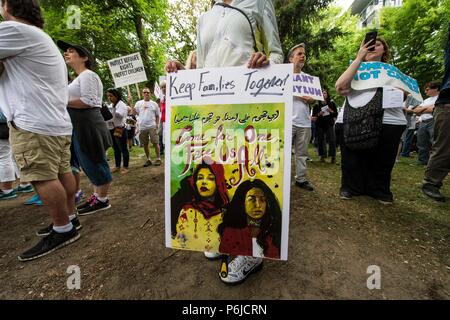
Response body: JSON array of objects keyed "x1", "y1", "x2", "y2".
[
  {"x1": 376, "y1": 37, "x2": 390, "y2": 63},
  {"x1": 218, "y1": 179, "x2": 282, "y2": 255},
  {"x1": 2, "y1": 0, "x2": 44, "y2": 29},
  {"x1": 76, "y1": 49, "x2": 94, "y2": 70},
  {"x1": 106, "y1": 88, "x2": 122, "y2": 104},
  {"x1": 426, "y1": 81, "x2": 441, "y2": 91}
]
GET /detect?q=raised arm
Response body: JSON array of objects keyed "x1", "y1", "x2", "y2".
[{"x1": 335, "y1": 40, "x2": 375, "y2": 96}]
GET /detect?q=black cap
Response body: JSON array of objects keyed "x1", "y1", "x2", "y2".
[{"x1": 57, "y1": 40, "x2": 95, "y2": 68}]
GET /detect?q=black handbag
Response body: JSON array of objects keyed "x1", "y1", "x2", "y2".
[
  {"x1": 0, "y1": 111, "x2": 8, "y2": 139},
  {"x1": 0, "y1": 123, "x2": 8, "y2": 139},
  {"x1": 100, "y1": 103, "x2": 113, "y2": 121},
  {"x1": 343, "y1": 88, "x2": 384, "y2": 150}
]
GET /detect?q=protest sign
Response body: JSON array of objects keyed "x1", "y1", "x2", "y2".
[
  {"x1": 154, "y1": 81, "x2": 163, "y2": 100},
  {"x1": 351, "y1": 61, "x2": 423, "y2": 102},
  {"x1": 165, "y1": 65, "x2": 293, "y2": 261},
  {"x1": 293, "y1": 72, "x2": 324, "y2": 101},
  {"x1": 107, "y1": 52, "x2": 147, "y2": 88}
]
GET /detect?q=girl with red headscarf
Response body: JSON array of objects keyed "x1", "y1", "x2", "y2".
[{"x1": 171, "y1": 161, "x2": 229, "y2": 252}]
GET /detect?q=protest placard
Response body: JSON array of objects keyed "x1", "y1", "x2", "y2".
[
  {"x1": 351, "y1": 61, "x2": 423, "y2": 102},
  {"x1": 293, "y1": 72, "x2": 324, "y2": 101},
  {"x1": 165, "y1": 65, "x2": 293, "y2": 260},
  {"x1": 154, "y1": 81, "x2": 163, "y2": 100},
  {"x1": 107, "y1": 52, "x2": 147, "y2": 88}
]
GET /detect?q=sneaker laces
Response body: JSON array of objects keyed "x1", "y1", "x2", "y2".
[{"x1": 87, "y1": 194, "x2": 97, "y2": 204}]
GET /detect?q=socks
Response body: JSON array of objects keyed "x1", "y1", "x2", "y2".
[
  {"x1": 69, "y1": 214, "x2": 77, "y2": 221},
  {"x1": 97, "y1": 196, "x2": 108, "y2": 202},
  {"x1": 20, "y1": 183, "x2": 31, "y2": 188},
  {"x1": 2, "y1": 189, "x2": 14, "y2": 194},
  {"x1": 53, "y1": 222, "x2": 73, "y2": 233}
]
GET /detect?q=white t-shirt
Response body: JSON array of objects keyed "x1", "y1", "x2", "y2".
[
  {"x1": 197, "y1": 0, "x2": 283, "y2": 68},
  {"x1": 68, "y1": 70, "x2": 103, "y2": 108},
  {"x1": 0, "y1": 21, "x2": 72, "y2": 136},
  {"x1": 417, "y1": 96, "x2": 438, "y2": 122},
  {"x1": 346, "y1": 87, "x2": 406, "y2": 125},
  {"x1": 292, "y1": 97, "x2": 311, "y2": 128},
  {"x1": 111, "y1": 100, "x2": 128, "y2": 128},
  {"x1": 134, "y1": 100, "x2": 160, "y2": 130}
]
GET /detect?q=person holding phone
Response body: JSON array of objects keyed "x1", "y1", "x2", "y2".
[{"x1": 335, "y1": 35, "x2": 407, "y2": 204}]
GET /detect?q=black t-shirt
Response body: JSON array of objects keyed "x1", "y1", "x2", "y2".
[
  {"x1": 436, "y1": 88, "x2": 450, "y2": 105},
  {"x1": 312, "y1": 100, "x2": 338, "y2": 128}
]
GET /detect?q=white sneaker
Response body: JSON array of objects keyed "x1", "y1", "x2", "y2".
[
  {"x1": 219, "y1": 255, "x2": 263, "y2": 285},
  {"x1": 204, "y1": 251, "x2": 221, "y2": 260}
]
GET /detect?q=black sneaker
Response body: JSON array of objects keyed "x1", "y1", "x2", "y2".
[
  {"x1": 36, "y1": 217, "x2": 82, "y2": 237},
  {"x1": 143, "y1": 159, "x2": 152, "y2": 167},
  {"x1": 295, "y1": 181, "x2": 314, "y2": 191},
  {"x1": 77, "y1": 194, "x2": 96, "y2": 211},
  {"x1": 421, "y1": 184, "x2": 445, "y2": 202},
  {"x1": 78, "y1": 197, "x2": 111, "y2": 216},
  {"x1": 339, "y1": 189, "x2": 352, "y2": 200},
  {"x1": 18, "y1": 227, "x2": 80, "y2": 262}
]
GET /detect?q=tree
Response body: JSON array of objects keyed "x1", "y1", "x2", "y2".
[{"x1": 41, "y1": 0, "x2": 169, "y2": 93}]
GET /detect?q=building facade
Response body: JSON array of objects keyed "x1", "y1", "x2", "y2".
[{"x1": 349, "y1": 0, "x2": 403, "y2": 28}]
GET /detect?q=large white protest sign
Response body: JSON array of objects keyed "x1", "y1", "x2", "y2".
[
  {"x1": 351, "y1": 61, "x2": 423, "y2": 102},
  {"x1": 293, "y1": 72, "x2": 324, "y2": 101},
  {"x1": 165, "y1": 64, "x2": 293, "y2": 261},
  {"x1": 107, "y1": 52, "x2": 147, "y2": 88}
]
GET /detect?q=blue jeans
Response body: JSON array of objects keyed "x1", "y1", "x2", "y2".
[
  {"x1": 400, "y1": 128, "x2": 415, "y2": 157},
  {"x1": 417, "y1": 120, "x2": 434, "y2": 164}
]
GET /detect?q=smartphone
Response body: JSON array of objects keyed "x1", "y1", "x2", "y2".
[{"x1": 363, "y1": 31, "x2": 378, "y2": 51}]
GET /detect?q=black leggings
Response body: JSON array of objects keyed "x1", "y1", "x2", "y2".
[{"x1": 340, "y1": 124, "x2": 405, "y2": 201}]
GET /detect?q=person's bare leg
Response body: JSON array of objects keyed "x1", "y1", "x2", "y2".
[
  {"x1": 33, "y1": 180, "x2": 70, "y2": 227},
  {"x1": 0, "y1": 181, "x2": 13, "y2": 190},
  {"x1": 74, "y1": 172, "x2": 80, "y2": 193},
  {"x1": 59, "y1": 172, "x2": 76, "y2": 215},
  {"x1": 153, "y1": 143, "x2": 160, "y2": 159},
  {"x1": 96, "y1": 183, "x2": 110, "y2": 198},
  {"x1": 143, "y1": 143, "x2": 150, "y2": 160}
]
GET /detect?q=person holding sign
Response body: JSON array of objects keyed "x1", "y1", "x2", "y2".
[
  {"x1": 166, "y1": 0, "x2": 284, "y2": 285},
  {"x1": 57, "y1": 40, "x2": 113, "y2": 216},
  {"x1": 312, "y1": 89, "x2": 338, "y2": 163},
  {"x1": 335, "y1": 36, "x2": 407, "y2": 204},
  {"x1": 412, "y1": 82, "x2": 440, "y2": 166},
  {"x1": 288, "y1": 43, "x2": 315, "y2": 191}
]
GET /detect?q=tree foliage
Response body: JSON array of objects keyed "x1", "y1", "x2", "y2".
[{"x1": 40, "y1": 0, "x2": 169, "y2": 94}]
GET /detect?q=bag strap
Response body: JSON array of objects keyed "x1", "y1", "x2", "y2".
[{"x1": 214, "y1": 2, "x2": 259, "y2": 53}]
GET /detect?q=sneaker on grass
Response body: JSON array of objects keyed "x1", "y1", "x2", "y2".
[
  {"x1": 18, "y1": 227, "x2": 80, "y2": 262},
  {"x1": 36, "y1": 217, "x2": 82, "y2": 237},
  {"x1": 0, "y1": 189, "x2": 18, "y2": 201},
  {"x1": 219, "y1": 255, "x2": 263, "y2": 285},
  {"x1": 77, "y1": 196, "x2": 111, "y2": 216}
]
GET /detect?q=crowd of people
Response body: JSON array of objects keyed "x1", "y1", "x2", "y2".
[{"x1": 0, "y1": 0, "x2": 449, "y2": 287}]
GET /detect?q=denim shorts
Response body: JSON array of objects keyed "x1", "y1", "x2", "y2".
[{"x1": 72, "y1": 132, "x2": 112, "y2": 186}]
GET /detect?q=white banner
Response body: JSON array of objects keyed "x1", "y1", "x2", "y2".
[
  {"x1": 107, "y1": 52, "x2": 147, "y2": 88},
  {"x1": 293, "y1": 72, "x2": 324, "y2": 101},
  {"x1": 165, "y1": 64, "x2": 293, "y2": 261},
  {"x1": 351, "y1": 61, "x2": 423, "y2": 102}
]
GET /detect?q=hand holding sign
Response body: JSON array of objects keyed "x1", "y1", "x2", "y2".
[{"x1": 293, "y1": 73, "x2": 324, "y2": 101}]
